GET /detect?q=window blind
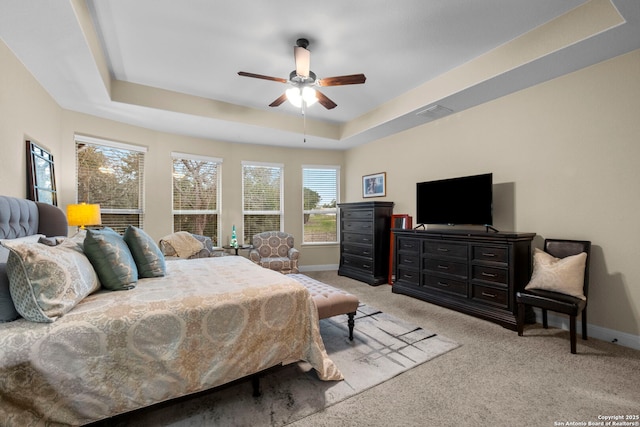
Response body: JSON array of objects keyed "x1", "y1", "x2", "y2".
[
  {"x1": 75, "y1": 135, "x2": 146, "y2": 233},
  {"x1": 242, "y1": 162, "x2": 283, "y2": 243},
  {"x1": 172, "y1": 152, "x2": 221, "y2": 245},
  {"x1": 302, "y1": 166, "x2": 339, "y2": 243}
]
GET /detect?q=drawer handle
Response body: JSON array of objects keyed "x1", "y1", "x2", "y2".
[
  {"x1": 437, "y1": 281, "x2": 450, "y2": 287},
  {"x1": 404, "y1": 244, "x2": 415, "y2": 249},
  {"x1": 481, "y1": 272, "x2": 498, "y2": 278},
  {"x1": 437, "y1": 248, "x2": 449, "y2": 252},
  {"x1": 403, "y1": 259, "x2": 414, "y2": 264},
  {"x1": 362, "y1": 251, "x2": 370, "y2": 255},
  {"x1": 482, "y1": 252, "x2": 496, "y2": 257},
  {"x1": 437, "y1": 265, "x2": 449, "y2": 270},
  {"x1": 481, "y1": 292, "x2": 496, "y2": 298},
  {"x1": 363, "y1": 264, "x2": 371, "y2": 268},
  {"x1": 404, "y1": 274, "x2": 414, "y2": 279},
  {"x1": 362, "y1": 238, "x2": 371, "y2": 242}
]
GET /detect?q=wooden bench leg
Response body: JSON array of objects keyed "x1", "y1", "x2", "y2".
[
  {"x1": 348, "y1": 312, "x2": 355, "y2": 341},
  {"x1": 251, "y1": 374, "x2": 261, "y2": 397}
]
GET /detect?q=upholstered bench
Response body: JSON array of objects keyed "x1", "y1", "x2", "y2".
[{"x1": 288, "y1": 274, "x2": 360, "y2": 340}]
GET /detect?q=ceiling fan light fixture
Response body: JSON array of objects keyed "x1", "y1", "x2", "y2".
[{"x1": 286, "y1": 86, "x2": 317, "y2": 108}]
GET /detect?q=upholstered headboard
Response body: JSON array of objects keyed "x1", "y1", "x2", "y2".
[{"x1": 0, "y1": 196, "x2": 68, "y2": 239}]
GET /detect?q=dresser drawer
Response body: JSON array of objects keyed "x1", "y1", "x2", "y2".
[
  {"x1": 472, "y1": 265, "x2": 508, "y2": 286},
  {"x1": 397, "y1": 237, "x2": 420, "y2": 252},
  {"x1": 343, "y1": 244, "x2": 373, "y2": 259},
  {"x1": 343, "y1": 233, "x2": 373, "y2": 245},
  {"x1": 472, "y1": 245, "x2": 508, "y2": 264},
  {"x1": 423, "y1": 241, "x2": 467, "y2": 260},
  {"x1": 423, "y1": 274, "x2": 468, "y2": 296},
  {"x1": 341, "y1": 254, "x2": 374, "y2": 272},
  {"x1": 397, "y1": 267, "x2": 419, "y2": 285},
  {"x1": 342, "y1": 209, "x2": 374, "y2": 220},
  {"x1": 423, "y1": 258, "x2": 467, "y2": 278},
  {"x1": 472, "y1": 284, "x2": 508, "y2": 308},
  {"x1": 398, "y1": 252, "x2": 419, "y2": 268},
  {"x1": 343, "y1": 220, "x2": 373, "y2": 234}
]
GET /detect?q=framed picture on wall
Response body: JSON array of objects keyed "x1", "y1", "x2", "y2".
[{"x1": 362, "y1": 172, "x2": 386, "y2": 198}]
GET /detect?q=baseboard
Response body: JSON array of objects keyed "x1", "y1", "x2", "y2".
[
  {"x1": 533, "y1": 309, "x2": 640, "y2": 351},
  {"x1": 299, "y1": 264, "x2": 339, "y2": 272}
]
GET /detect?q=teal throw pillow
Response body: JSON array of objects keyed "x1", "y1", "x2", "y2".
[
  {"x1": 84, "y1": 227, "x2": 138, "y2": 291},
  {"x1": 123, "y1": 225, "x2": 166, "y2": 278}
]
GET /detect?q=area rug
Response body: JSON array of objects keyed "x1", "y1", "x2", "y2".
[{"x1": 106, "y1": 304, "x2": 459, "y2": 426}]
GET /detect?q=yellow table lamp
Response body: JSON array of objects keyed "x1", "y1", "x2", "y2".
[{"x1": 66, "y1": 203, "x2": 101, "y2": 229}]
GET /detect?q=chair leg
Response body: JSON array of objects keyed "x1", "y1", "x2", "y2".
[
  {"x1": 542, "y1": 309, "x2": 548, "y2": 329},
  {"x1": 347, "y1": 312, "x2": 355, "y2": 341},
  {"x1": 570, "y1": 315, "x2": 577, "y2": 354},
  {"x1": 517, "y1": 303, "x2": 525, "y2": 336},
  {"x1": 581, "y1": 309, "x2": 588, "y2": 341}
]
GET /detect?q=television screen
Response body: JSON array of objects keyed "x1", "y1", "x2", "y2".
[{"x1": 416, "y1": 173, "x2": 492, "y2": 226}]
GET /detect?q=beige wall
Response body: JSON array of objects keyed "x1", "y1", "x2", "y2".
[{"x1": 345, "y1": 49, "x2": 640, "y2": 338}]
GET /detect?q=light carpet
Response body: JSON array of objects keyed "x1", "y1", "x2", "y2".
[{"x1": 104, "y1": 304, "x2": 459, "y2": 426}]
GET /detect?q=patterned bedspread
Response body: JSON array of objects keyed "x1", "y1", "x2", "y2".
[{"x1": 0, "y1": 256, "x2": 342, "y2": 426}]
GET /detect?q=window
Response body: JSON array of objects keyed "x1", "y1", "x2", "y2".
[
  {"x1": 172, "y1": 152, "x2": 221, "y2": 246},
  {"x1": 75, "y1": 135, "x2": 146, "y2": 234},
  {"x1": 26, "y1": 140, "x2": 57, "y2": 206},
  {"x1": 302, "y1": 166, "x2": 339, "y2": 244},
  {"x1": 242, "y1": 162, "x2": 283, "y2": 244}
]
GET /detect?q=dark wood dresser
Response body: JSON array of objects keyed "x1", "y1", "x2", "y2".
[
  {"x1": 338, "y1": 202, "x2": 394, "y2": 285},
  {"x1": 392, "y1": 229, "x2": 535, "y2": 329}
]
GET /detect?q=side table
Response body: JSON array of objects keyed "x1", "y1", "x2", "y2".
[{"x1": 222, "y1": 245, "x2": 253, "y2": 256}]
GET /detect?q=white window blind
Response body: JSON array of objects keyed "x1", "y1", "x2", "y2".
[
  {"x1": 75, "y1": 135, "x2": 146, "y2": 234},
  {"x1": 302, "y1": 166, "x2": 339, "y2": 243},
  {"x1": 172, "y1": 152, "x2": 222, "y2": 246},
  {"x1": 242, "y1": 162, "x2": 283, "y2": 244}
]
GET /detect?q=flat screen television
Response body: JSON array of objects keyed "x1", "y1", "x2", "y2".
[{"x1": 416, "y1": 173, "x2": 493, "y2": 227}]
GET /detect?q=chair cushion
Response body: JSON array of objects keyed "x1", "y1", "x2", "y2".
[
  {"x1": 516, "y1": 289, "x2": 586, "y2": 316},
  {"x1": 524, "y1": 248, "x2": 587, "y2": 300}
]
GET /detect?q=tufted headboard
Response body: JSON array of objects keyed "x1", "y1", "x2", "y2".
[{"x1": 0, "y1": 196, "x2": 68, "y2": 239}]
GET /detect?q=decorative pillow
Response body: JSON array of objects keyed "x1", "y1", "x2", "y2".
[
  {"x1": 84, "y1": 227, "x2": 138, "y2": 291},
  {"x1": 123, "y1": 225, "x2": 166, "y2": 278},
  {"x1": 0, "y1": 234, "x2": 46, "y2": 322},
  {"x1": 3, "y1": 240, "x2": 100, "y2": 323},
  {"x1": 524, "y1": 248, "x2": 587, "y2": 300}
]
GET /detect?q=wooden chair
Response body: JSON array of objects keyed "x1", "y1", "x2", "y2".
[{"x1": 516, "y1": 239, "x2": 591, "y2": 354}]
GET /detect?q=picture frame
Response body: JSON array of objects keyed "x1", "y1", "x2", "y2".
[
  {"x1": 362, "y1": 172, "x2": 386, "y2": 198},
  {"x1": 26, "y1": 140, "x2": 57, "y2": 206}
]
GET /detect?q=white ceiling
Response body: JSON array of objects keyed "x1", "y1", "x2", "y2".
[{"x1": 1, "y1": 0, "x2": 639, "y2": 149}]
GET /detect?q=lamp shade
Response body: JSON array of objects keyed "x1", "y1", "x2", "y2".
[{"x1": 67, "y1": 203, "x2": 101, "y2": 229}]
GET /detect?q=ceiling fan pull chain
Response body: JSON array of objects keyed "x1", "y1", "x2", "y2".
[{"x1": 302, "y1": 103, "x2": 307, "y2": 143}]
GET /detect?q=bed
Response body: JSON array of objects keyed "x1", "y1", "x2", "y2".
[{"x1": 0, "y1": 196, "x2": 342, "y2": 426}]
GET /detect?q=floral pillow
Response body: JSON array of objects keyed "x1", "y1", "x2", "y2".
[
  {"x1": 3, "y1": 239, "x2": 100, "y2": 322},
  {"x1": 524, "y1": 248, "x2": 587, "y2": 300}
]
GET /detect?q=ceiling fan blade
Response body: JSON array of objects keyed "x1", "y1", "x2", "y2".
[
  {"x1": 238, "y1": 71, "x2": 288, "y2": 84},
  {"x1": 294, "y1": 46, "x2": 310, "y2": 78},
  {"x1": 269, "y1": 93, "x2": 288, "y2": 107},
  {"x1": 317, "y1": 73, "x2": 366, "y2": 87},
  {"x1": 316, "y1": 90, "x2": 337, "y2": 110}
]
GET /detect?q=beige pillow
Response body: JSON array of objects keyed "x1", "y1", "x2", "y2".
[{"x1": 524, "y1": 248, "x2": 587, "y2": 300}]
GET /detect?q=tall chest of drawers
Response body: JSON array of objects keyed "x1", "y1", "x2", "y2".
[
  {"x1": 338, "y1": 202, "x2": 394, "y2": 285},
  {"x1": 393, "y1": 229, "x2": 535, "y2": 329}
]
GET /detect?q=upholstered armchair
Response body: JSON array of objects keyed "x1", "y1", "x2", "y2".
[{"x1": 249, "y1": 231, "x2": 300, "y2": 274}]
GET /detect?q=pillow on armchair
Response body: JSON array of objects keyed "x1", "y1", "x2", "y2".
[{"x1": 159, "y1": 232, "x2": 218, "y2": 259}]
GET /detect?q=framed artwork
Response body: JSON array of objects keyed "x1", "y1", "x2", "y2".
[
  {"x1": 362, "y1": 172, "x2": 386, "y2": 198},
  {"x1": 26, "y1": 140, "x2": 57, "y2": 206}
]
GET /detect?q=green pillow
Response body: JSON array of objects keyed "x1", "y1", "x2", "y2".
[
  {"x1": 123, "y1": 225, "x2": 166, "y2": 278},
  {"x1": 84, "y1": 227, "x2": 138, "y2": 291}
]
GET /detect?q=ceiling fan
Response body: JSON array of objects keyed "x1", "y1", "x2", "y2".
[{"x1": 238, "y1": 38, "x2": 366, "y2": 110}]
